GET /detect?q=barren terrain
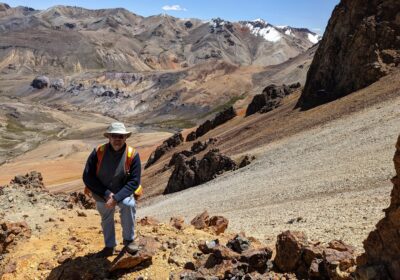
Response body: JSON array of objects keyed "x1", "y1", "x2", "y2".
[{"x1": 139, "y1": 72, "x2": 400, "y2": 251}]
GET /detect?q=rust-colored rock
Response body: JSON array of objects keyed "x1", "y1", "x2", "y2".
[
  {"x1": 0, "y1": 221, "x2": 31, "y2": 254},
  {"x1": 170, "y1": 216, "x2": 185, "y2": 230},
  {"x1": 239, "y1": 248, "x2": 273, "y2": 273},
  {"x1": 274, "y1": 231, "x2": 308, "y2": 272},
  {"x1": 190, "y1": 211, "x2": 209, "y2": 230},
  {"x1": 138, "y1": 216, "x2": 160, "y2": 226},
  {"x1": 109, "y1": 247, "x2": 154, "y2": 271},
  {"x1": 356, "y1": 134, "x2": 400, "y2": 279},
  {"x1": 208, "y1": 215, "x2": 228, "y2": 235},
  {"x1": 323, "y1": 242, "x2": 357, "y2": 279}
]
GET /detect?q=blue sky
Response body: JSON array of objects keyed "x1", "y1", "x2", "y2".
[{"x1": 5, "y1": 1, "x2": 340, "y2": 34}]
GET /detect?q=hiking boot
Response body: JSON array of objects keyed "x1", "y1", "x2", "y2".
[
  {"x1": 94, "y1": 247, "x2": 115, "y2": 258},
  {"x1": 125, "y1": 242, "x2": 140, "y2": 255}
]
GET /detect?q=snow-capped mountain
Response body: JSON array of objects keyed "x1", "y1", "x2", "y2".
[{"x1": 242, "y1": 19, "x2": 321, "y2": 44}]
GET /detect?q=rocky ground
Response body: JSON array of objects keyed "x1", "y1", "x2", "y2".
[{"x1": 0, "y1": 172, "x2": 360, "y2": 279}]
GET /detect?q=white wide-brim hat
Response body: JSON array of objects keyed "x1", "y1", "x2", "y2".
[{"x1": 103, "y1": 122, "x2": 132, "y2": 138}]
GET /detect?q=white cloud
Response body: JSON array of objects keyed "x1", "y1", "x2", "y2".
[
  {"x1": 312, "y1": 28, "x2": 322, "y2": 32},
  {"x1": 162, "y1": 5, "x2": 187, "y2": 11}
]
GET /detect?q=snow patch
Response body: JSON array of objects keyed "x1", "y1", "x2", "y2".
[
  {"x1": 307, "y1": 33, "x2": 320, "y2": 44},
  {"x1": 246, "y1": 23, "x2": 282, "y2": 42},
  {"x1": 253, "y1": 18, "x2": 267, "y2": 25},
  {"x1": 285, "y1": 29, "x2": 292, "y2": 36}
]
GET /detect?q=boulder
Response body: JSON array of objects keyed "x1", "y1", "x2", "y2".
[
  {"x1": 227, "y1": 234, "x2": 251, "y2": 253},
  {"x1": 109, "y1": 246, "x2": 153, "y2": 271},
  {"x1": 145, "y1": 133, "x2": 184, "y2": 169},
  {"x1": 208, "y1": 216, "x2": 228, "y2": 235},
  {"x1": 239, "y1": 248, "x2": 273, "y2": 273},
  {"x1": 31, "y1": 76, "x2": 49, "y2": 89},
  {"x1": 274, "y1": 231, "x2": 308, "y2": 272},
  {"x1": 191, "y1": 211, "x2": 210, "y2": 230},
  {"x1": 323, "y1": 244, "x2": 356, "y2": 279}
]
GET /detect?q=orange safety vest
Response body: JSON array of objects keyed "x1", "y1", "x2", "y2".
[{"x1": 95, "y1": 143, "x2": 143, "y2": 197}]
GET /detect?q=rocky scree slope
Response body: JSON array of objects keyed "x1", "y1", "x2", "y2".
[{"x1": 297, "y1": 0, "x2": 400, "y2": 109}]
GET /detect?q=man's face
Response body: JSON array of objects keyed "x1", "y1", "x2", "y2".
[{"x1": 108, "y1": 133, "x2": 127, "y2": 151}]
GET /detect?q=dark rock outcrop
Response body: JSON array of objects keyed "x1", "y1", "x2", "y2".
[
  {"x1": 145, "y1": 133, "x2": 184, "y2": 169},
  {"x1": 50, "y1": 78, "x2": 64, "y2": 90},
  {"x1": 186, "y1": 107, "x2": 236, "y2": 141},
  {"x1": 164, "y1": 149, "x2": 237, "y2": 194},
  {"x1": 297, "y1": 0, "x2": 400, "y2": 110},
  {"x1": 238, "y1": 155, "x2": 255, "y2": 168},
  {"x1": 196, "y1": 149, "x2": 237, "y2": 182},
  {"x1": 186, "y1": 131, "x2": 196, "y2": 142},
  {"x1": 184, "y1": 21, "x2": 193, "y2": 29},
  {"x1": 191, "y1": 141, "x2": 208, "y2": 154},
  {"x1": 246, "y1": 84, "x2": 298, "y2": 116},
  {"x1": 31, "y1": 76, "x2": 49, "y2": 89},
  {"x1": 356, "y1": 135, "x2": 400, "y2": 279},
  {"x1": 165, "y1": 154, "x2": 197, "y2": 193}
]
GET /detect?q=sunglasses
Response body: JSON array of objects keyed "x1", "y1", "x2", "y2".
[{"x1": 109, "y1": 134, "x2": 126, "y2": 139}]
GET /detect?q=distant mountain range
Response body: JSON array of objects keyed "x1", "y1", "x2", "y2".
[
  {"x1": 0, "y1": 3, "x2": 318, "y2": 124},
  {"x1": 0, "y1": 3, "x2": 319, "y2": 74}
]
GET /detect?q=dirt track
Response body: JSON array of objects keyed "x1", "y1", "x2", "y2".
[{"x1": 139, "y1": 94, "x2": 400, "y2": 250}]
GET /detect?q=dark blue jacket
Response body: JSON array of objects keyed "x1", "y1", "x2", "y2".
[{"x1": 82, "y1": 143, "x2": 141, "y2": 202}]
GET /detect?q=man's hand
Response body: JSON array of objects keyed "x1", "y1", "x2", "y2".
[
  {"x1": 105, "y1": 193, "x2": 117, "y2": 209},
  {"x1": 84, "y1": 187, "x2": 92, "y2": 198}
]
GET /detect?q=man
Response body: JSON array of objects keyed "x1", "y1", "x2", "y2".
[{"x1": 82, "y1": 122, "x2": 141, "y2": 258}]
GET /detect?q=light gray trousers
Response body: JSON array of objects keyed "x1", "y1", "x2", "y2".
[{"x1": 95, "y1": 195, "x2": 136, "y2": 248}]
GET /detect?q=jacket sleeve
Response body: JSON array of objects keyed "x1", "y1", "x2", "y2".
[
  {"x1": 113, "y1": 152, "x2": 141, "y2": 202},
  {"x1": 82, "y1": 148, "x2": 109, "y2": 198}
]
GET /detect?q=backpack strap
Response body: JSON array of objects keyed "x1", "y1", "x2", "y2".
[
  {"x1": 125, "y1": 145, "x2": 143, "y2": 198},
  {"x1": 96, "y1": 143, "x2": 107, "y2": 175},
  {"x1": 125, "y1": 145, "x2": 136, "y2": 174}
]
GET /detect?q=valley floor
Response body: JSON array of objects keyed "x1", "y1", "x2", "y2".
[{"x1": 139, "y1": 94, "x2": 400, "y2": 251}]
